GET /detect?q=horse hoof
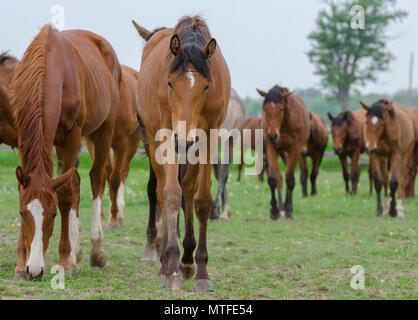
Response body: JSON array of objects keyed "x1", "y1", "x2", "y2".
[
  {"x1": 90, "y1": 252, "x2": 106, "y2": 268},
  {"x1": 209, "y1": 214, "x2": 219, "y2": 221},
  {"x1": 194, "y1": 279, "x2": 214, "y2": 292},
  {"x1": 141, "y1": 249, "x2": 158, "y2": 262},
  {"x1": 270, "y1": 208, "x2": 279, "y2": 220},
  {"x1": 163, "y1": 274, "x2": 183, "y2": 291},
  {"x1": 180, "y1": 262, "x2": 197, "y2": 279},
  {"x1": 14, "y1": 271, "x2": 27, "y2": 282},
  {"x1": 219, "y1": 213, "x2": 229, "y2": 221}
]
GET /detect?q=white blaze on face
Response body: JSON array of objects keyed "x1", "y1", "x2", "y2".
[
  {"x1": 26, "y1": 199, "x2": 45, "y2": 275},
  {"x1": 186, "y1": 71, "x2": 195, "y2": 88},
  {"x1": 371, "y1": 116, "x2": 378, "y2": 125},
  {"x1": 271, "y1": 102, "x2": 276, "y2": 109},
  {"x1": 91, "y1": 197, "x2": 103, "y2": 241},
  {"x1": 117, "y1": 183, "x2": 125, "y2": 220},
  {"x1": 69, "y1": 209, "x2": 80, "y2": 265}
]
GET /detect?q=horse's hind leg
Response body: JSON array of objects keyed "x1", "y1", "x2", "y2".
[
  {"x1": 210, "y1": 161, "x2": 223, "y2": 220},
  {"x1": 350, "y1": 150, "x2": 361, "y2": 195},
  {"x1": 310, "y1": 153, "x2": 322, "y2": 196},
  {"x1": 299, "y1": 155, "x2": 309, "y2": 197},
  {"x1": 88, "y1": 122, "x2": 114, "y2": 268}
]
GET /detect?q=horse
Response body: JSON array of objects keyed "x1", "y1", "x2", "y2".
[
  {"x1": 328, "y1": 109, "x2": 373, "y2": 195},
  {"x1": 257, "y1": 86, "x2": 310, "y2": 220},
  {"x1": 210, "y1": 88, "x2": 245, "y2": 221},
  {"x1": 86, "y1": 65, "x2": 142, "y2": 229},
  {"x1": 403, "y1": 106, "x2": 418, "y2": 198},
  {"x1": 0, "y1": 52, "x2": 18, "y2": 147},
  {"x1": 133, "y1": 15, "x2": 231, "y2": 291},
  {"x1": 361, "y1": 99, "x2": 415, "y2": 218},
  {"x1": 11, "y1": 25, "x2": 121, "y2": 281},
  {"x1": 299, "y1": 112, "x2": 328, "y2": 196}
]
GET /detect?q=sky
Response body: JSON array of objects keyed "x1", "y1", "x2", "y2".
[{"x1": 1, "y1": 0, "x2": 417, "y2": 99}]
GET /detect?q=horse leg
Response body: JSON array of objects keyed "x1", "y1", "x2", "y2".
[
  {"x1": 194, "y1": 162, "x2": 214, "y2": 292},
  {"x1": 299, "y1": 154, "x2": 308, "y2": 198},
  {"x1": 339, "y1": 154, "x2": 350, "y2": 194},
  {"x1": 14, "y1": 226, "x2": 28, "y2": 281},
  {"x1": 88, "y1": 123, "x2": 114, "y2": 268},
  {"x1": 266, "y1": 143, "x2": 280, "y2": 220},
  {"x1": 284, "y1": 148, "x2": 298, "y2": 220},
  {"x1": 368, "y1": 155, "x2": 374, "y2": 195},
  {"x1": 371, "y1": 155, "x2": 384, "y2": 216},
  {"x1": 219, "y1": 139, "x2": 232, "y2": 220},
  {"x1": 220, "y1": 182, "x2": 231, "y2": 220},
  {"x1": 210, "y1": 161, "x2": 222, "y2": 220},
  {"x1": 350, "y1": 150, "x2": 361, "y2": 195},
  {"x1": 310, "y1": 153, "x2": 321, "y2": 196},
  {"x1": 179, "y1": 164, "x2": 199, "y2": 279}
]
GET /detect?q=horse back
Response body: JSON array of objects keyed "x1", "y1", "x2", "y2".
[
  {"x1": 285, "y1": 95, "x2": 310, "y2": 144},
  {"x1": 309, "y1": 112, "x2": 328, "y2": 151},
  {"x1": 392, "y1": 103, "x2": 414, "y2": 153}
]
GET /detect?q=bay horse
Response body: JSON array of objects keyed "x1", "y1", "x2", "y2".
[
  {"x1": 0, "y1": 52, "x2": 18, "y2": 148},
  {"x1": 328, "y1": 109, "x2": 373, "y2": 195},
  {"x1": 210, "y1": 88, "x2": 245, "y2": 221},
  {"x1": 133, "y1": 16, "x2": 231, "y2": 291},
  {"x1": 86, "y1": 65, "x2": 142, "y2": 229},
  {"x1": 361, "y1": 99, "x2": 414, "y2": 218},
  {"x1": 299, "y1": 112, "x2": 328, "y2": 196},
  {"x1": 257, "y1": 86, "x2": 310, "y2": 220},
  {"x1": 402, "y1": 106, "x2": 418, "y2": 198},
  {"x1": 11, "y1": 25, "x2": 121, "y2": 281}
]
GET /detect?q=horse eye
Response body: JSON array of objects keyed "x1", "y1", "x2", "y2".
[
  {"x1": 203, "y1": 85, "x2": 209, "y2": 92},
  {"x1": 168, "y1": 81, "x2": 173, "y2": 89}
]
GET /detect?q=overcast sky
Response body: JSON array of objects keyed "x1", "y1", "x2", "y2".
[{"x1": 1, "y1": 0, "x2": 417, "y2": 99}]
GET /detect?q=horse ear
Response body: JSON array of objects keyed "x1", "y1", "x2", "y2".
[
  {"x1": 203, "y1": 38, "x2": 217, "y2": 59},
  {"x1": 282, "y1": 91, "x2": 295, "y2": 100},
  {"x1": 256, "y1": 89, "x2": 268, "y2": 98},
  {"x1": 16, "y1": 166, "x2": 30, "y2": 188},
  {"x1": 360, "y1": 101, "x2": 370, "y2": 111},
  {"x1": 327, "y1": 112, "x2": 334, "y2": 121},
  {"x1": 383, "y1": 100, "x2": 394, "y2": 117},
  {"x1": 170, "y1": 34, "x2": 182, "y2": 56},
  {"x1": 132, "y1": 20, "x2": 152, "y2": 41},
  {"x1": 309, "y1": 112, "x2": 313, "y2": 120},
  {"x1": 52, "y1": 168, "x2": 76, "y2": 192}
]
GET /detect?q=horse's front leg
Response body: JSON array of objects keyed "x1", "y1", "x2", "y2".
[
  {"x1": 339, "y1": 154, "x2": 350, "y2": 194},
  {"x1": 266, "y1": 142, "x2": 281, "y2": 220},
  {"x1": 389, "y1": 152, "x2": 405, "y2": 219},
  {"x1": 350, "y1": 150, "x2": 361, "y2": 195},
  {"x1": 14, "y1": 226, "x2": 28, "y2": 282},
  {"x1": 371, "y1": 155, "x2": 384, "y2": 216},
  {"x1": 284, "y1": 147, "x2": 299, "y2": 220},
  {"x1": 299, "y1": 154, "x2": 309, "y2": 197},
  {"x1": 210, "y1": 161, "x2": 222, "y2": 220}
]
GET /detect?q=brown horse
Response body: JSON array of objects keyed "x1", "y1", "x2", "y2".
[
  {"x1": 11, "y1": 25, "x2": 121, "y2": 281},
  {"x1": 86, "y1": 65, "x2": 142, "y2": 229},
  {"x1": 403, "y1": 106, "x2": 418, "y2": 198},
  {"x1": 328, "y1": 109, "x2": 373, "y2": 195},
  {"x1": 257, "y1": 86, "x2": 310, "y2": 220},
  {"x1": 133, "y1": 16, "x2": 231, "y2": 291},
  {"x1": 361, "y1": 99, "x2": 414, "y2": 218},
  {"x1": 299, "y1": 112, "x2": 328, "y2": 196},
  {"x1": 0, "y1": 52, "x2": 18, "y2": 147}
]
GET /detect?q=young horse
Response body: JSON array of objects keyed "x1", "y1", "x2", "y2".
[
  {"x1": 257, "y1": 86, "x2": 310, "y2": 220},
  {"x1": 402, "y1": 106, "x2": 418, "y2": 198},
  {"x1": 133, "y1": 16, "x2": 231, "y2": 291},
  {"x1": 11, "y1": 25, "x2": 121, "y2": 281},
  {"x1": 210, "y1": 88, "x2": 245, "y2": 220},
  {"x1": 0, "y1": 52, "x2": 18, "y2": 147},
  {"x1": 299, "y1": 112, "x2": 328, "y2": 196},
  {"x1": 328, "y1": 110, "x2": 373, "y2": 195},
  {"x1": 86, "y1": 65, "x2": 142, "y2": 229},
  {"x1": 361, "y1": 99, "x2": 414, "y2": 218}
]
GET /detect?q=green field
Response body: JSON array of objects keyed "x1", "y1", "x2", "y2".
[{"x1": 0, "y1": 148, "x2": 416, "y2": 300}]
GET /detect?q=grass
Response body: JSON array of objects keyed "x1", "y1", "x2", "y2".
[{"x1": 0, "y1": 148, "x2": 416, "y2": 300}]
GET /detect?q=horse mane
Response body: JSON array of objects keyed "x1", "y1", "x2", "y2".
[
  {"x1": 0, "y1": 51, "x2": 16, "y2": 64},
  {"x1": 264, "y1": 85, "x2": 289, "y2": 104},
  {"x1": 11, "y1": 24, "x2": 54, "y2": 181},
  {"x1": 332, "y1": 110, "x2": 353, "y2": 127},
  {"x1": 367, "y1": 99, "x2": 394, "y2": 119},
  {"x1": 147, "y1": 27, "x2": 167, "y2": 41},
  {"x1": 170, "y1": 15, "x2": 212, "y2": 78}
]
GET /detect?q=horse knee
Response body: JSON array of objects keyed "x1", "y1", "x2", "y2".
[
  {"x1": 195, "y1": 197, "x2": 212, "y2": 218},
  {"x1": 163, "y1": 185, "x2": 182, "y2": 214},
  {"x1": 390, "y1": 176, "x2": 398, "y2": 194},
  {"x1": 374, "y1": 176, "x2": 382, "y2": 193},
  {"x1": 268, "y1": 175, "x2": 277, "y2": 189},
  {"x1": 286, "y1": 173, "x2": 295, "y2": 190}
]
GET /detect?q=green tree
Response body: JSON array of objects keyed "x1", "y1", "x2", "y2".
[{"x1": 307, "y1": 0, "x2": 407, "y2": 111}]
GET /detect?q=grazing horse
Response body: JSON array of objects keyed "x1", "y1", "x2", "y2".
[
  {"x1": 87, "y1": 66, "x2": 142, "y2": 229},
  {"x1": 11, "y1": 25, "x2": 121, "y2": 281},
  {"x1": 299, "y1": 112, "x2": 328, "y2": 196},
  {"x1": 361, "y1": 99, "x2": 414, "y2": 218},
  {"x1": 0, "y1": 52, "x2": 18, "y2": 147},
  {"x1": 257, "y1": 86, "x2": 310, "y2": 220},
  {"x1": 403, "y1": 106, "x2": 418, "y2": 198},
  {"x1": 210, "y1": 88, "x2": 245, "y2": 220},
  {"x1": 133, "y1": 16, "x2": 231, "y2": 291},
  {"x1": 328, "y1": 110, "x2": 373, "y2": 195}
]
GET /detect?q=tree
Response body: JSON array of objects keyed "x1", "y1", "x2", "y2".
[{"x1": 307, "y1": 0, "x2": 407, "y2": 111}]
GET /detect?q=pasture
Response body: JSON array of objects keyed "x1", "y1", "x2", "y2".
[{"x1": 0, "y1": 146, "x2": 416, "y2": 300}]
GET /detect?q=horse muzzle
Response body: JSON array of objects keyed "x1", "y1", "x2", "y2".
[
  {"x1": 268, "y1": 133, "x2": 279, "y2": 145},
  {"x1": 26, "y1": 265, "x2": 44, "y2": 281},
  {"x1": 334, "y1": 148, "x2": 342, "y2": 156},
  {"x1": 366, "y1": 148, "x2": 377, "y2": 155}
]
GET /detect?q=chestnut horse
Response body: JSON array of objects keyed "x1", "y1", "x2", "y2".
[
  {"x1": 133, "y1": 16, "x2": 231, "y2": 291},
  {"x1": 299, "y1": 112, "x2": 328, "y2": 196},
  {"x1": 257, "y1": 86, "x2": 310, "y2": 220},
  {"x1": 0, "y1": 52, "x2": 18, "y2": 147},
  {"x1": 210, "y1": 88, "x2": 245, "y2": 220},
  {"x1": 86, "y1": 65, "x2": 142, "y2": 229},
  {"x1": 361, "y1": 99, "x2": 414, "y2": 218},
  {"x1": 403, "y1": 106, "x2": 418, "y2": 198},
  {"x1": 11, "y1": 25, "x2": 121, "y2": 281},
  {"x1": 328, "y1": 110, "x2": 373, "y2": 195}
]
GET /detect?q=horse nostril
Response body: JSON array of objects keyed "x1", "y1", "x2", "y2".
[
  {"x1": 268, "y1": 134, "x2": 278, "y2": 144},
  {"x1": 334, "y1": 148, "x2": 342, "y2": 155}
]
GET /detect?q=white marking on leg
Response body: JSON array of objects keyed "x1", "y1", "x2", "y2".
[
  {"x1": 69, "y1": 209, "x2": 80, "y2": 265},
  {"x1": 26, "y1": 199, "x2": 45, "y2": 276},
  {"x1": 383, "y1": 197, "x2": 390, "y2": 216},
  {"x1": 117, "y1": 183, "x2": 125, "y2": 220},
  {"x1": 396, "y1": 199, "x2": 404, "y2": 219},
  {"x1": 187, "y1": 71, "x2": 195, "y2": 88},
  {"x1": 91, "y1": 197, "x2": 103, "y2": 251}
]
